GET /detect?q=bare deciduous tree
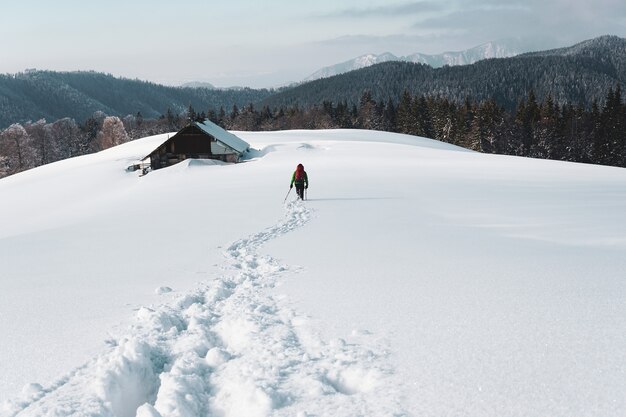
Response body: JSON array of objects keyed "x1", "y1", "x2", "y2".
[
  {"x1": 97, "y1": 116, "x2": 129, "y2": 150},
  {"x1": 0, "y1": 123, "x2": 32, "y2": 175}
]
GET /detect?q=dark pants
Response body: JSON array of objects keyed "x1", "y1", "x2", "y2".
[{"x1": 295, "y1": 182, "x2": 305, "y2": 200}]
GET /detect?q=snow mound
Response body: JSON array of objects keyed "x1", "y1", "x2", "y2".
[{"x1": 155, "y1": 287, "x2": 173, "y2": 295}]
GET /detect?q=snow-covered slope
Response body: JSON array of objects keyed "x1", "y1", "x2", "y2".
[{"x1": 2, "y1": 130, "x2": 626, "y2": 417}]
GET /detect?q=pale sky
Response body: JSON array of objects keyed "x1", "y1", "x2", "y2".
[{"x1": 1, "y1": 0, "x2": 624, "y2": 88}]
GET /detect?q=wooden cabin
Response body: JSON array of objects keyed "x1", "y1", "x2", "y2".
[{"x1": 141, "y1": 120, "x2": 249, "y2": 171}]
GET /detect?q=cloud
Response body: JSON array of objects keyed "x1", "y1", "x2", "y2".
[
  {"x1": 310, "y1": 33, "x2": 450, "y2": 55},
  {"x1": 321, "y1": 1, "x2": 443, "y2": 18},
  {"x1": 411, "y1": 0, "x2": 626, "y2": 48}
]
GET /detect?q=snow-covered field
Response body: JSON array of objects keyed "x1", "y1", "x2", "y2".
[{"x1": 1, "y1": 129, "x2": 625, "y2": 417}]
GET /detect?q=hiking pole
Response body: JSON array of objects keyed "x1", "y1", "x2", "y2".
[{"x1": 283, "y1": 187, "x2": 292, "y2": 203}]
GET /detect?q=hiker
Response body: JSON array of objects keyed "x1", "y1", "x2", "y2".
[{"x1": 290, "y1": 163, "x2": 309, "y2": 200}]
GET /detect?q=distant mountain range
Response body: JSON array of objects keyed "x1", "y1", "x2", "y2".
[
  {"x1": 303, "y1": 39, "x2": 526, "y2": 81},
  {"x1": 179, "y1": 81, "x2": 216, "y2": 89},
  {"x1": 263, "y1": 35, "x2": 626, "y2": 111},
  {"x1": 0, "y1": 36, "x2": 624, "y2": 130},
  {"x1": 177, "y1": 81, "x2": 251, "y2": 91}
]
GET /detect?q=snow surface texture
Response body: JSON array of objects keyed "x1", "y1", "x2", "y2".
[
  {"x1": 3, "y1": 200, "x2": 399, "y2": 417},
  {"x1": 2, "y1": 129, "x2": 626, "y2": 416}
]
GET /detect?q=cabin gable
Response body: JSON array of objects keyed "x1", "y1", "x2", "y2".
[{"x1": 140, "y1": 121, "x2": 249, "y2": 171}]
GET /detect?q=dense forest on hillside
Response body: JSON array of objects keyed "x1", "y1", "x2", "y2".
[
  {"x1": 261, "y1": 37, "x2": 626, "y2": 111},
  {"x1": 1, "y1": 37, "x2": 624, "y2": 131},
  {"x1": 1, "y1": 85, "x2": 624, "y2": 179},
  {"x1": 227, "y1": 86, "x2": 626, "y2": 167},
  {"x1": 259, "y1": 56, "x2": 626, "y2": 110},
  {"x1": 0, "y1": 71, "x2": 273, "y2": 129}
]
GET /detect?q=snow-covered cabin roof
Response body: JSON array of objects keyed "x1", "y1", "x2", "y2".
[
  {"x1": 194, "y1": 120, "x2": 249, "y2": 154},
  {"x1": 141, "y1": 120, "x2": 249, "y2": 162}
]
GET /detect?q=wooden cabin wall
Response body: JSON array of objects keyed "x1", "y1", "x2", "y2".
[
  {"x1": 171, "y1": 132, "x2": 214, "y2": 154},
  {"x1": 146, "y1": 125, "x2": 242, "y2": 169}
]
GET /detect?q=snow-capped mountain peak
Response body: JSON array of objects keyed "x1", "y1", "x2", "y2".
[
  {"x1": 304, "y1": 40, "x2": 524, "y2": 82},
  {"x1": 303, "y1": 52, "x2": 399, "y2": 81}
]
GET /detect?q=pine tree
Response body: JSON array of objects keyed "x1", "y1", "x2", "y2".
[
  {"x1": 454, "y1": 98, "x2": 475, "y2": 148},
  {"x1": 590, "y1": 100, "x2": 606, "y2": 164},
  {"x1": 412, "y1": 96, "x2": 433, "y2": 138},
  {"x1": 234, "y1": 103, "x2": 260, "y2": 130},
  {"x1": 186, "y1": 105, "x2": 197, "y2": 124},
  {"x1": 606, "y1": 84, "x2": 625, "y2": 166},
  {"x1": 207, "y1": 108, "x2": 217, "y2": 124},
  {"x1": 217, "y1": 107, "x2": 226, "y2": 128},
  {"x1": 594, "y1": 87, "x2": 623, "y2": 165},
  {"x1": 430, "y1": 97, "x2": 453, "y2": 142},
  {"x1": 470, "y1": 99, "x2": 504, "y2": 153},
  {"x1": 229, "y1": 105, "x2": 240, "y2": 126},
  {"x1": 520, "y1": 90, "x2": 541, "y2": 155},
  {"x1": 532, "y1": 94, "x2": 560, "y2": 159},
  {"x1": 619, "y1": 85, "x2": 626, "y2": 166},
  {"x1": 396, "y1": 91, "x2": 414, "y2": 134},
  {"x1": 335, "y1": 101, "x2": 353, "y2": 128},
  {"x1": 357, "y1": 91, "x2": 381, "y2": 130},
  {"x1": 382, "y1": 98, "x2": 397, "y2": 132},
  {"x1": 165, "y1": 108, "x2": 177, "y2": 130},
  {"x1": 560, "y1": 104, "x2": 588, "y2": 162}
]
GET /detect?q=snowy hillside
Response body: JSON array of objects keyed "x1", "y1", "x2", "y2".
[{"x1": 2, "y1": 129, "x2": 626, "y2": 417}]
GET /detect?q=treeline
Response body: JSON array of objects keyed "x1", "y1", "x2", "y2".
[
  {"x1": 2, "y1": 85, "x2": 624, "y2": 179},
  {"x1": 219, "y1": 86, "x2": 626, "y2": 167}
]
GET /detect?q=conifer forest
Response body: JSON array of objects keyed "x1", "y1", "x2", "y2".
[{"x1": 1, "y1": 86, "x2": 624, "y2": 179}]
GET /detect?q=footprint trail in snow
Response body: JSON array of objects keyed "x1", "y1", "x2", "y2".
[{"x1": 4, "y1": 201, "x2": 407, "y2": 417}]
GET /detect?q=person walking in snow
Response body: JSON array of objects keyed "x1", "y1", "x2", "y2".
[{"x1": 290, "y1": 163, "x2": 309, "y2": 200}]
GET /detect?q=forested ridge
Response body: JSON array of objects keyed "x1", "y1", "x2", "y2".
[
  {"x1": 219, "y1": 86, "x2": 626, "y2": 169},
  {"x1": 0, "y1": 70, "x2": 273, "y2": 129},
  {"x1": 261, "y1": 36, "x2": 626, "y2": 111}
]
